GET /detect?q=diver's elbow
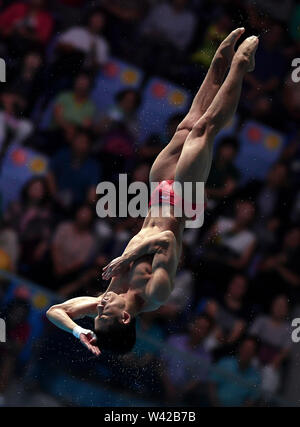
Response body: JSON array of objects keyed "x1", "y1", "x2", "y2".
[
  {"x1": 46, "y1": 304, "x2": 59, "y2": 319},
  {"x1": 162, "y1": 230, "x2": 176, "y2": 246}
]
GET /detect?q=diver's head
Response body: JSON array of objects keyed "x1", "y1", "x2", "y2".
[{"x1": 94, "y1": 292, "x2": 136, "y2": 354}]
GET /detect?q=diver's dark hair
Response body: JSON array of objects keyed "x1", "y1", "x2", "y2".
[{"x1": 95, "y1": 318, "x2": 136, "y2": 355}]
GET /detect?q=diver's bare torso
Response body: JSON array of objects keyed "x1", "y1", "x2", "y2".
[{"x1": 117, "y1": 205, "x2": 185, "y2": 311}]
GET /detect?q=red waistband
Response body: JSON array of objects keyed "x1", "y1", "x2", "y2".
[{"x1": 149, "y1": 180, "x2": 205, "y2": 219}]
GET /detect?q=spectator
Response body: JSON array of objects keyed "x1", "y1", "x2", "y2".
[
  {"x1": 108, "y1": 217, "x2": 144, "y2": 260},
  {"x1": 10, "y1": 50, "x2": 44, "y2": 117},
  {"x1": 58, "y1": 253, "x2": 109, "y2": 298},
  {"x1": 51, "y1": 73, "x2": 97, "y2": 134},
  {"x1": 96, "y1": 88, "x2": 141, "y2": 139},
  {"x1": 47, "y1": 128, "x2": 101, "y2": 209},
  {"x1": 0, "y1": 0, "x2": 54, "y2": 55},
  {"x1": 141, "y1": 0, "x2": 196, "y2": 52},
  {"x1": 282, "y1": 71, "x2": 300, "y2": 127},
  {"x1": 4, "y1": 177, "x2": 53, "y2": 280},
  {"x1": 0, "y1": 297, "x2": 31, "y2": 406},
  {"x1": 0, "y1": 89, "x2": 33, "y2": 169},
  {"x1": 244, "y1": 162, "x2": 293, "y2": 224},
  {"x1": 254, "y1": 216, "x2": 281, "y2": 255},
  {"x1": 209, "y1": 336, "x2": 261, "y2": 407},
  {"x1": 256, "y1": 227, "x2": 300, "y2": 303},
  {"x1": 55, "y1": 8, "x2": 109, "y2": 77},
  {"x1": 138, "y1": 0, "x2": 196, "y2": 76},
  {"x1": 55, "y1": 0, "x2": 88, "y2": 29},
  {"x1": 204, "y1": 200, "x2": 257, "y2": 282},
  {"x1": 0, "y1": 220, "x2": 19, "y2": 271},
  {"x1": 101, "y1": 0, "x2": 148, "y2": 25},
  {"x1": 51, "y1": 204, "x2": 96, "y2": 287},
  {"x1": 254, "y1": 0, "x2": 293, "y2": 23},
  {"x1": 161, "y1": 314, "x2": 213, "y2": 404},
  {"x1": 191, "y1": 14, "x2": 232, "y2": 69},
  {"x1": 245, "y1": 24, "x2": 287, "y2": 105},
  {"x1": 100, "y1": 0, "x2": 148, "y2": 56},
  {"x1": 200, "y1": 275, "x2": 253, "y2": 353},
  {"x1": 206, "y1": 136, "x2": 240, "y2": 208},
  {"x1": 250, "y1": 295, "x2": 291, "y2": 394},
  {"x1": 280, "y1": 131, "x2": 300, "y2": 188},
  {"x1": 248, "y1": 95, "x2": 275, "y2": 127}
]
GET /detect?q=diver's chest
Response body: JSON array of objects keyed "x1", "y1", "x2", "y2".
[{"x1": 129, "y1": 255, "x2": 152, "y2": 287}]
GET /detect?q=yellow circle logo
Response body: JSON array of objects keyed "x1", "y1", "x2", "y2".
[
  {"x1": 169, "y1": 90, "x2": 185, "y2": 106},
  {"x1": 122, "y1": 69, "x2": 138, "y2": 85},
  {"x1": 29, "y1": 158, "x2": 46, "y2": 174},
  {"x1": 33, "y1": 293, "x2": 49, "y2": 309},
  {"x1": 265, "y1": 134, "x2": 280, "y2": 150}
]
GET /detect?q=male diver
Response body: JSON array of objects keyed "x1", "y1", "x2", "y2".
[{"x1": 47, "y1": 30, "x2": 259, "y2": 356}]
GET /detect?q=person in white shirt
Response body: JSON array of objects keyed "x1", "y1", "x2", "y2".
[
  {"x1": 141, "y1": 0, "x2": 196, "y2": 51},
  {"x1": 205, "y1": 200, "x2": 257, "y2": 272},
  {"x1": 57, "y1": 9, "x2": 109, "y2": 68}
]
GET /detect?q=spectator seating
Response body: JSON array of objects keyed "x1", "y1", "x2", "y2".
[
  {"x1": 0, "y1": 145, "x2": 48, "y2": 210},
  {"x1": 92, "y1": 58, "x2": 144, "y2": 113},
  {"x1": 137, "y1": 77, "x2": 191, "y2": 143},
  {"x1": 0, "y1": 270, "x2": 59, "y2": 364},
  {"x1": 235, "y1": 120, "x2": 286, "y2": 183}
]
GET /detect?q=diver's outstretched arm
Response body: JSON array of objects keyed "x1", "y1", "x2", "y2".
[
  {"x1": 102, "y1": 231, "x2": 177, "y2": 280},
  {"x1": 46, "y1": 297, "x2": 101, "y2": 356}
]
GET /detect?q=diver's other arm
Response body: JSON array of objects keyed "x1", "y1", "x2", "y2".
[
  {"x1": 102, "y1": 231, "x2": 176, "y2": 280},
  {"x1": 46, "y1": 297, "x2": 101, "y2": 356}
]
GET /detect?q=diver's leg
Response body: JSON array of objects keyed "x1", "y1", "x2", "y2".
[
  {"x1": 149, "y1": 28, "x2": 245, "y2": 183},
  {"x1": 179, "y1": 27, "x2": 245, "y2": 129},
  {"x1": 174, "y1": 36, "x2": 259, "y2": 200}
]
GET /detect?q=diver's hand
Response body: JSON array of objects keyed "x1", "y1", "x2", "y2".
[
  {"x1": 79, "y1": 331, "x2": 101, "y2": 357},
  {"x1": 102, "y1": 256, "x2": 130, "y2": 280},
  {"x1": 73, "y1": 326, "x2": 101, "y2": 356}
]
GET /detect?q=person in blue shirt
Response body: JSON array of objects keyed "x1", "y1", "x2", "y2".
[
  {"x1": 209, "y1": 336, "x2": 261, "y2": 406},
  {"x1": 47, "y1": 128, "x2": 101, "y2": 209}
]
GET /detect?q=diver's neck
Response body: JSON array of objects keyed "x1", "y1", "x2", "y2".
[{"x1": 123, "y1": 290, "x2": 145, "y2": 317}]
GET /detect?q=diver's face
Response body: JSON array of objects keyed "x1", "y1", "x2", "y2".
[{"x1": 94, "y1": 292, "x2": 127, "y2": 328}]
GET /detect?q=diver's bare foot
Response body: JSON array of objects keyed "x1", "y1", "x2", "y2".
[
  {"x1": 214, "y1": 27, "x2": 245, "y2": 68},
  {"x1": 233, "y1": 35, "x2": 259, "y2": 72}
]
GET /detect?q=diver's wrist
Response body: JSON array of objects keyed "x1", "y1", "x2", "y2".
[
  {"x1": 123, "y1": 252, "x2": 134, "y2": 263},
  {"x1": 72, "y1": 325, "x2": 93, "y2": 339}
]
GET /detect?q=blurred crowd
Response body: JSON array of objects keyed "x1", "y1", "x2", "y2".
[{"x1": 0, "y1": 0, "x2": 300, "y2": 407}]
